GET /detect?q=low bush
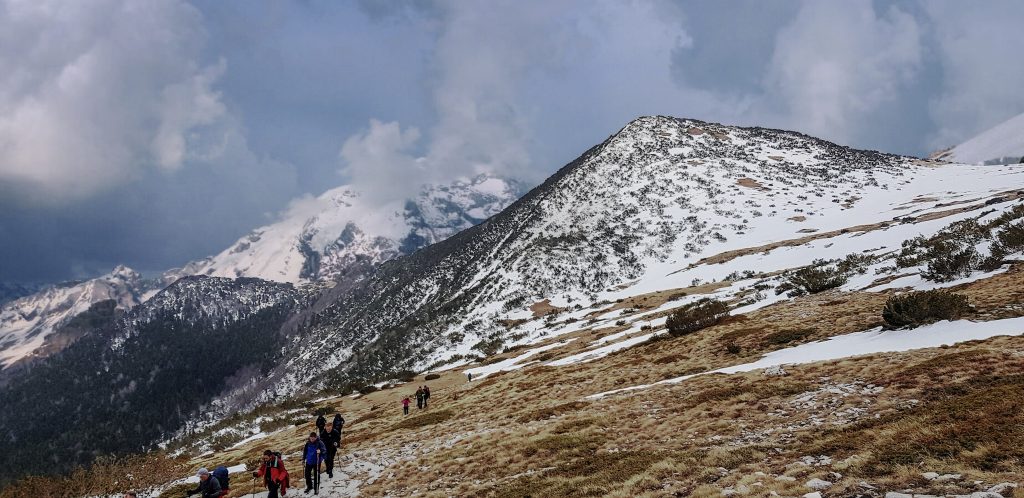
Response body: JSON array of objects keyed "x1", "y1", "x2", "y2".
[
  {"x1": 983, "y1": 221, "x2": 1024, "y2": 271},
  {"x1": 424, "y1": 373, "x2": 441, "y2": 381},
  {"x1": 666, "y1": 298, "x2": 730, "y2": 337},
  {"x1": 1, "y1": 453, "x2": 189, "y2": 498},
  {"x1": 997, "y1": 221, "x2": 1024, "y2": 250},
  {"x1": 357, "y1": 385, "x2": 379, "y2": 395},
  {"x1": 782, "y1": 260, "x2": 848, "y2": 296},
  {"x1": 882, "y1": 290, "x2": 969, "y2": 329},
  {"x1": 921, "y1": 241, "x2": 981, "y2": 282}
]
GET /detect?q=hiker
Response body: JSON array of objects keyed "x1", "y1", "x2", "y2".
[
  {"x1": 424, "y1": 385, "x2": 431, "y2": 408},
  {"x1": 320, "y1": 422, "x2": 342, "y2": 478},
  {"x1": 253, "y1": 449, "x2": 290, "y2": 498},
  {"x1": 415, "y1": 387, "x2": 424, "y2": 409},
  {"x1": 467, "y1": 372, "x2": 472, "y2": 382},
  {"x1": 186, "y1": 468, "x2": 223, "y2": 498},
  {"x1": 332, "y1": 412, "x2": 344, "y2": 433},
  {"x1": 210, "y1": 466, "x2": 230, "y2": 495},
  {"x1": 402, "y1": 396, "x2": 410, "y2": 415},
  {"x1": 301, "y1": 431, "x2": 327, "y2": 493},
  {"x1": 315, "y1": 413, "x2": 327, "y2": 432}
]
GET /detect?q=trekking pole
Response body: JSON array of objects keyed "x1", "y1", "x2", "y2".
[{"x1": 314, "y1": 453, "x2": 321, "y2": 495}]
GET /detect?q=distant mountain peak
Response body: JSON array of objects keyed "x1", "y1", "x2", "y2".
[{"x1": 180, "y1": 173, "x2": 523, "y2": 284}]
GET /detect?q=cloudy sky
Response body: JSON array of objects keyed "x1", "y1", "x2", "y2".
[{"x1": 1, "y1": 0, "x2": 1023, "y2": 284}]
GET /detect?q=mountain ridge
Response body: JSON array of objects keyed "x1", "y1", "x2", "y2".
[
  {"x1": 3, "y1": 115, "x2": 1024, "y2": 491},
  {"x1": 0, "y1": 175, "x2": 521, "y2": 371}
]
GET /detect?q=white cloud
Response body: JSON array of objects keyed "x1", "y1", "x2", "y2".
[
  {"x1": 0, "y1": 0, "x2": 228, "y2": 204},
  {"x1": 761, "y1": 0, "x2": 922, "y2": 144},
  {"x1": 339, "y1": 0, "x2": 702, "y2": 204},
  {"x1": 339, "y1": 119, "x2": 424, "y2": 204}
]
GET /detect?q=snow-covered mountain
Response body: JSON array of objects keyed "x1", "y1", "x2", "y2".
[
  {"x1": 935, "y1": 111, "x2": 1024, "y2": 165},
  {"x1": 260, "y1": 115, "x2": 1024, "y2": 396},
  {"x1": 4, "y1": 114, "x2": 1024, "y2": 488},
  {"x1": 177, "y1": 175, "x2": 522, "y2": 284},
  {"x1": 0, "y1": 175, "x2": 521, "y2": 371},
  {"x1": 0, "y1": 283, "x2": 40, "y2": 307},
  {"x1": 0, "y1": 265, "x2": 159, "y2": 370},
  {"x1": 0, "y1": 275, "x2": 307, "y2": 479}
]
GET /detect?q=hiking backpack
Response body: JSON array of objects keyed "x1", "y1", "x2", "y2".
[{"x1": 212, "y1": 465, "x2": 230, "y2": 490}]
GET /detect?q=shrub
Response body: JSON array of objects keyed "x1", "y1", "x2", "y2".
[
  {"x1": 882, "y1": 290, "x2": 970, "y2": 329},
  {"x1": 997, "y1": 221, "x2": 1024, "y2": 250},
  {"x1": 921, "y1": 240, "x2": 981, "y2": 282},
  {"x1": 784, "y1": 260, "x2": 848, "y2": 296},
  {"x1": 982, "y1": 221, "x2": 1024, "y2": 271},
  {"x1": 424, "y1": 373, "x2": 440, "y2": 381},
  {"x1": 666, "y1": 298, "x2": 729, "y2": 337},
  {"x1": 725, "y1": 343, "x2": 742, "y2": 355},
  {"x1": 357, "y1": 385, "x2": 378, "y2": 395}
]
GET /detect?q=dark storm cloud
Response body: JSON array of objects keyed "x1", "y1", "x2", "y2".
[{"x1": 1, "y1": 0, "x2": 1023, "y2": 284}]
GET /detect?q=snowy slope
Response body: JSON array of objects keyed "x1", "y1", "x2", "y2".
[
  {"x1": 0, "y1": 266, "x2": 153, "y2": 369},
  {"x1": 939, "y1": 111, "x2": 1024, "y2": 165},
  {"x1": 178, "y1": 175, "x2": 521, "y2": 284},
  {"x1": 264, "y1": 115, "x2": 1024, "y2": 396},
  {"x1": 0, "y1": 176, "x2": 520, "y2": 371}
]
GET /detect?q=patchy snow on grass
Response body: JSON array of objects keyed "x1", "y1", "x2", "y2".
[
  {"x1": 589, "y1": 316, "x2": 1024, "y2": 399},
  {"x1": 548, "y1": 331, "x2": 663, "y2": 366},
  {"x1": 463, "y1": 339, "x2": 576, "y2": 378},
  {"x1": 176, "y1": 463, "x2": 249, "y2": 485},
  {"x1": 229, "y1": 431, "x2": 269, "y2": 449}
]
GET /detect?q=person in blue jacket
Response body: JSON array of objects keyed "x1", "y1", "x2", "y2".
[{"x1": 301, "y1": 432, "x2": 327, "y2": 493}]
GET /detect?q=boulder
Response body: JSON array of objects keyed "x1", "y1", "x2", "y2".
[{"x1": 987, "y1": 483, "x2": 1017, "y2": 495}]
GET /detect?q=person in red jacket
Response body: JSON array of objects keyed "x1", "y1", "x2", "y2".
[
  {"x1": 402, "y1": 396, "x2": 410, "y2": 415},
  {"x1": 253, "y1": 449, "x2": 289, "y2": 497}
]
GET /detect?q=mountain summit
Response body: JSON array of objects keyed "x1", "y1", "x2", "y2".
[
  {"x1": 265, "y1": 115, "x2": 942, "y2": 390},
  {"x1": 176, "y1": 174, "x2": 522, "y2": 284}
]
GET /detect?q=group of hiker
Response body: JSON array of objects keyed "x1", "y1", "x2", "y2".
[
  {"x1": 401, "y1": 384, "x2": 431, "y2": 415},
  {"x1": 246, "y1": 411, "x2": 345, "y2": 496},
  {"x1": 145, "y1": 380, "x2": 448, "y2": 497}
]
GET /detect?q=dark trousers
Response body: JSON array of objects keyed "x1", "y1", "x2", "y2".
[
  {"x1": 324, "y1": 449, "x2": 337, "y2": 476},
  {"x1": 417, "y1": 398, "x2": 423, "y2": 409},
  {"x1": 265, "y1": 482, "x2": 280, "y2": 498},
  {"x1": 403, "y1": 405, "x2": 409, "y2": 415},
  {"x1": 304, "y1": 463, "x2": 318, "y2": 490}
]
